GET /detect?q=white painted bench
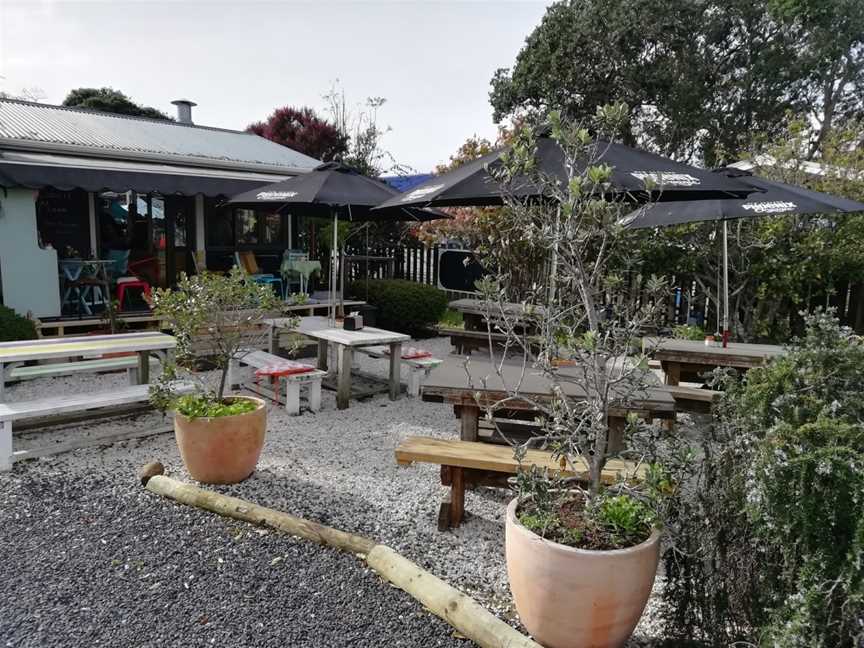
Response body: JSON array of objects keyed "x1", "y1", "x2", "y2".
[
  {"x1": 7, "y1": 356, "x2": 161, "y2": 385},
  {"x1": 355, "y1": 345, "x2": 442, "y2": 398},
  {"x1": 0, "y1": 382, "x2": 193, "y2": 471},
  {"x1": 229, "y1": 350, "x2": 326, "y2": 415}
]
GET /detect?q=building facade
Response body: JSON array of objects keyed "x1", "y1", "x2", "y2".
[{"x1": 0, "y1": 98, "x2": 321, "y2": 318}]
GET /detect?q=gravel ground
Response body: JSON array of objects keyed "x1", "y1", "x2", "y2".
[{"x1": 0, "y1": 336, "x2": 685, "y2": 646}]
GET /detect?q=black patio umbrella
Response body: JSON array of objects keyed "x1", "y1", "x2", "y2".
[
  {"x1": 227, "y1": 162, "x2": 446, "y2": 322},
  {"x1": 374, "y1": 136, "x2": 758, "y2": 211},
  {"x1": 622, "y1": 168, "x2": 864, "y2": 345}
]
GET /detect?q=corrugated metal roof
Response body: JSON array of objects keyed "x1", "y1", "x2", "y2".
[{"x1": 0, "y1": 98, "x2": 322, "y2": 172}]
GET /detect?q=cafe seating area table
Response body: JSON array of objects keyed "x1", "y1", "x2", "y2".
[
  {"x1": 59, "y1": 259, "x2": 115, "y2": 316},
  {"x1": 0, "y1": 332, "x2": 177, "y2": 401},
  {"x1": 272, "y1": 316, "x2": 410, "y2": 409},
  {"x1": 643, "y1": 337, "x2": 785, "y2": 385}
]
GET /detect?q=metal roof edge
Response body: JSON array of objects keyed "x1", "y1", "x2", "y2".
[{"x1": 0, "y1": 137, "x2": 315, "y2": 175}]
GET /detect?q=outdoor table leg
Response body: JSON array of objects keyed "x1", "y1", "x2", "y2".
[
  {"x1": 316, "y1": 340, "x2": 329, "y2": 371},
  {"x1": 0, "y1": 362, "x2": 5, "y2": 402},
  {"x1": 336, "y1": 345, "x2": 353, "y2": 410},
  {"x1": 459, "y1": 403, "x2": 480, "y2": 441},
  {"x1": 663, "y1": 361, "x2": 681, "y2": 386},
  {"x1": 388, "y1": 342, "x2": 401, "y2": 401},
  {"x1": 268, "y1": 325, "x2": 277, "y2": 354},
  {"x1": 136, "y1": 351, "x2": 150, "y2": 384}
]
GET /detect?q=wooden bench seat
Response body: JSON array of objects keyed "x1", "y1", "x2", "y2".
[
  {"x1": 659, "y1": 384, "x2": 721, "y2": 413},
  {"x1": 437, "y1": 327, "x2": 509, "y2": 355},
  {"x1": 8, "y1": 356, "x2": 160, "y2": 384},
  {"x1": 229, "y1": 350, "x2": 326, "y2": 415},
  {"x1": 0, "y1": 382, "x2": 193, "y2": 471},
  {"x1": 355, "y1": 345, "x2": 442, "y2": 397},
  {"x1": 395, "y1": 436, "x2": 645, "y2": 530}
]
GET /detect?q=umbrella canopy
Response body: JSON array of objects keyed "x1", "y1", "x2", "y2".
[
  {"x1": 226, "y1": 162, "x2": 446, "y2": 324},
  {"x1": 227, "y1": 161, "x2": 445, "y2": 221},
  {"x1": 621, "y1": 169, "x2": 864, "y2": 229},
  {"x1": 621, "y1": 168, "x2": 864, "y2": 346},
  {"x1": 374, "y1": 137, "x2": 758, "y2": 210}
]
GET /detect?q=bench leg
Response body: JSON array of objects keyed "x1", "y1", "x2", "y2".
[
  {"x1": 127, "y1": 367, "x2": 138, "y2": 385},
  {"x1": 307, "y1": 379, "x2": 322, "y2": 413},
  {"x1": 460, "y1": 404, "x2": 480, "y2": 442},
  {"x1": 0, "y1": 420, "x2": 12, "y2": 472},
  {"x1": 407, "y1": 368, "x2": 422, "y2": 398},
  {"x1": 438, "y1": 466, "x2": 466, "y2": 530},
  {"x1": 228, "y1": 358, "x2": 242, "y2": 390},
  {"x1": 285, "y1": 380, "x2": 301, "y2": 415}
]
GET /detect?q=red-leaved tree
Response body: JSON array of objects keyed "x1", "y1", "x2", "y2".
[{"x1": 246, "y1": 106, "x2": 349, "y2": 162}]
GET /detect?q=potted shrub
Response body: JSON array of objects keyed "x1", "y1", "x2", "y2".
[
  {"x1": 149, "y1": 268, "x2": 286, "y2": 484},
  {"x1": 474, "y1": 111, "x2": 679, "y2": 648}
]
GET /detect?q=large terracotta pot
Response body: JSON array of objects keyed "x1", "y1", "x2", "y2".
[
  {"x1": 505, "y1": 498, "x2": 660, "y2": 648},
  {"x1": 174, "y1": 396, "x2": 266, "y2": 484}
]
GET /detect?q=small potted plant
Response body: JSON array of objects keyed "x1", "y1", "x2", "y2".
[{"x1": 149, "y1": 268, "x2": 287, "y2": 484}]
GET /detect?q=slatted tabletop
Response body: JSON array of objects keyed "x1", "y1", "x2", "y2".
[
  {"x1": 0, "y1": 332, "x2": 177, "y2": 363},
  {"x1": 291, "y1": 316, "x2": 410, "y2": 347}
]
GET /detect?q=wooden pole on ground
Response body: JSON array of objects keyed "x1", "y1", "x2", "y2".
[{"x1": 143, "y1": 472, "x2": 540, "y2": 648}]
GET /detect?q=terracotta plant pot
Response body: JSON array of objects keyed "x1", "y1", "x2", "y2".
[
  {"x1": 505, "y1": 498, "x2": 660, "y2": 648},
  {"x1": 173, "y1": 396, "x2": 266, "y2": 484}
]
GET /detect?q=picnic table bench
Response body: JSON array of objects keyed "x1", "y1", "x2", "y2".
[
  {"x1": 0, "y1": 381, "x2": 193, "y2": 471},
  {"x1": 396, "y1": 436, "x2": 645, "y2": 530},
  {"x1": 229, "y1": 349, "x2": 326, "y2": 415},
  {"x1": 354, "y1": 345, "x2": 442, "y2": 397},
  {"x1": 644, "y1": 337, "x2": 784, "y2": 385},
  {"x1": 421, "y1": 355, "x2": 676, "y2": 451}
]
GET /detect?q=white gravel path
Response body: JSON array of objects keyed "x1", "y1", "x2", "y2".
[{"x1": 2, "y1": 336, "x2": 670, "y2": 645}]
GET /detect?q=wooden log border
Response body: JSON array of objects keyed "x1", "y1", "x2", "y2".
[{"x1": 143, "y1": 472, "x2": 540, "y2": 648}]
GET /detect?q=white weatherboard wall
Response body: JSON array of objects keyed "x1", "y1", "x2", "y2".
[{"x1": 0, "y1": 188, "x2": 61, "y2": 317}]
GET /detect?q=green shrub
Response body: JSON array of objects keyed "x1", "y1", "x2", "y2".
[
  {"x1": 0, "y1": 305, "x2": 37, "y2": 342},
  {"x1": 672, "y1": 323, "x2": 705, "y2": 340},
  {"x1": 659, "y1": 310, "x2": 864, "y2": 647},
  {"x1": 174, "y1": 394, "x2": 258, "y2": 419},
  {"x1": 348, "y1": 279, "x2": 448, "y2": 334}
]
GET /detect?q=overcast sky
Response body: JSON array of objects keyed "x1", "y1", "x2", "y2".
[{"x1": 0, "y1": 0, "x2": 550, "y2": 172}]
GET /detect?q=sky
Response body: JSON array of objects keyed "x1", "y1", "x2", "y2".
[{"x1": 0, "y1": 0, "x2": 551, "y2": 172}]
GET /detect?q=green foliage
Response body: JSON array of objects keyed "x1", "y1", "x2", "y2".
[
  {"x1": 149, "y1": 268, "x2": 284, "y2": 405},
  {"x1": 672, "y1": 324, "x2": 705, "y2": 341},
  {"x1": 174, "y1": 394, "x2": 257, "y2": 419},
  {"x1": 0, "y1": 306, "x2": 37, "y2": 342},
  {"x1": 660, "y1": 311, "x2": 864, "y2": 646},
  {"x1": 490, "y1": 0, "x2": 864, "y2": 164},
  {"x1": 348, "y1": 279, "x2": 447, "y2": 334},
  {"x1": 63, "y1": 87, "x2": 172, "y2": 120},
  {"x1": 437, "y1": 308, "x2": 464, "y2": 329}
]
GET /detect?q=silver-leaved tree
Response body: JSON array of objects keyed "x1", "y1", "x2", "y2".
[
  {"x1": 149, "y1": 268, "x2": 288, "y2": 409},
  {"x1": 471, "y1": 107, "x2": 668, "y2": 499}
]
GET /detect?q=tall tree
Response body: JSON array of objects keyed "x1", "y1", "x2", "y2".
[
  {"x1": 490, "y1": 0, "x2": 863, "y2": 164},
  {"x1": 63, "y1": 88, "x2": 171, "y2": 120},
  {"x1": 246, "y1": 106, "x2": 348, "y2": 162}
]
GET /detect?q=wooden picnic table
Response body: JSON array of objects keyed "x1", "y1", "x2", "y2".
[
  {"x1": 643, "y1": 337, "x2": 785, "y2": 385},
  {"x1": 420, "y1": 354, "x2": 676, "y2": 450},
  {"x1": 448, "y1": 298, "x2": 542, "y2": 332},
  {"x1": 0, "y1": 331, "x2": 177, "y2": 401},
  {"x1": 267, "y1": 316, "x2": 410, "y2": 410}
]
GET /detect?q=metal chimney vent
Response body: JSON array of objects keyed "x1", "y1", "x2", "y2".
[{"x1": 171, "y1": 99, "x2": 197, "y2": 124}]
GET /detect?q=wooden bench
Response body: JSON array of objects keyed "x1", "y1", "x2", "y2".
[
  {"x1": 395, "y1": 436, "x2": 646, "y2": 530},
  {"x1": 437, "y1": 327, "x2": 509, "y2": 355},
  {"x1": 7, "y1": 356, "x2": 161, "y2": 385},
  {"x1": 0, "y1": 382, "x2": 193, "y2": 471},
  {"x1": 354, "y1": 346, "x2": 442, "y2": 397},
  {"x1": 659, "y1": 385, "x2": 721, "y2": 413},
  {"x1": 229, "y1": 350, "x2": 326, "y2": 415}
]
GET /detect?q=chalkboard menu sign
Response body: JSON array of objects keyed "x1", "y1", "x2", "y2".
[{"x1": 36, "y1": 189, "x2": 90, "y2": 257}]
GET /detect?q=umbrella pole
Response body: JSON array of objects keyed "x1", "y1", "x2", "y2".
[
  {"x1": 330, "y1": 209, "x2": 338, "y2": 327},
  {"x1": 722, "y1": 219, "x2": 730, "y2": 348}
]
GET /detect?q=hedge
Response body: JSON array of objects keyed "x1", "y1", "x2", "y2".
[
  {"x1": 349, "y1": 279, "x2": 448, "y2": 334},
  {"x1": 0, "y1": 305, "x2": 37, "y2": 342}
]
